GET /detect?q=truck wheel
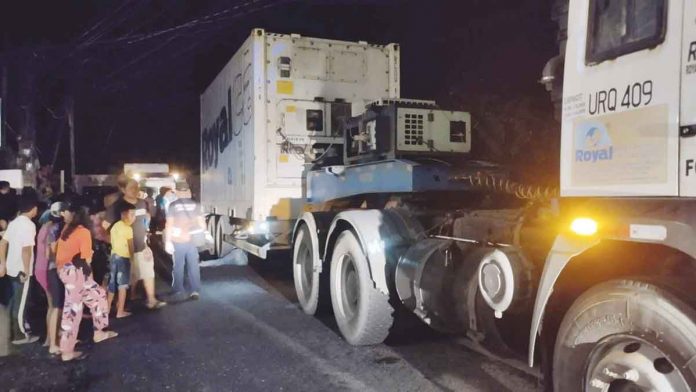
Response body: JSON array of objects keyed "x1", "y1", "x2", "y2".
[
  {"x1": 293, "y1": 225, "x2": 321, "y2": 315},
  {"x1": 206, "y1": 214, "x2": 215, "y2": 235},
  {"x1": 205, "y1": 215, "x2": 218, "y2": 257},
  {"x1": 329, "y1": 230, "x2": 393, "y2": 345},
  {"x1": 207, "y1": 215, "x2": 220, "y2": 258},
  {"x1": 214, "y1": 216, "x2": 224, "y2": 257},
  {"x1": 554, "y1": 279, "x2": 696, "y2": 392}
]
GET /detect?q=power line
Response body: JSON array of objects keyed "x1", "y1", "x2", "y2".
[
  {"x1": 102, "y1": 34, "x2": 179, "y2": 82},
  {"x1": 76, "y1": 0, "x2": 136, "y2": 46},
  {"x1": 108, "y1": 0, "x2": 280, "y2": 45},
  {"x1": 100, "y1": 0, "x2": 291, "y2": 85},
  {"x1": 79, "y1": 1, "x2": 151, "y2": 49},
  {"x1": 0, "y1": 0, "x2": 286, "y2": 66},
  {"x1": 123, "y1": 2, "x2": 255, "y2": 44},
  {"x1": 115, "y1": 2, "x2": 164, "y2": 43},
  {"x1": 3, "y1": 120, "x2": 18, "y2": 136},
  {"x1": 45, "y1": 106, "x2": 65, "y2": 120}
]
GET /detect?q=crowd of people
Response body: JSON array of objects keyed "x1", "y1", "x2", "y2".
[{"x1": 0, "y1": 175, "x2": 208, "y2": 361}]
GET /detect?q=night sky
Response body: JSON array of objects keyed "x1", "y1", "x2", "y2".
[{"x1": 0, "y1": 0, "x2": 558, "y2": 183}]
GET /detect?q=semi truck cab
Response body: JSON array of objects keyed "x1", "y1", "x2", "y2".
[{"x1": 530, "y1": 0, "x2": 696, "y2": 389}]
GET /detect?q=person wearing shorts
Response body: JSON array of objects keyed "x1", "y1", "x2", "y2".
[
  {"x1": 104, "y1": 179, "x2": 165, "y2": 310},
  {"x1": 46, "y1": 267, "x2": 64, "y2": 331},
  {"x1": 36, "y1": 201, "x2": 66, "y2": 354},
  {"x1": 89, "y1": 204, "x2": 111, "y2": 288},
  {"x1": 107, "y1": 202, "x2": 135, "y2": 319},
  {"x1": 132, "y1": 247, "x2": 156, "y2": 289}
]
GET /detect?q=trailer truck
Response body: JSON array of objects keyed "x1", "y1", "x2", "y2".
[
  {"x1": 202, "y1": 0, "x2": 696, "y2": 389},
  {"x1": 200, "y1": 29, "x2": 399, "y2": 258}
]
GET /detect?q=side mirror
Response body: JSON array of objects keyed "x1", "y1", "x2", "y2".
[{"x1": 539, "y1": 55, "x2": 563, "y2": 90}]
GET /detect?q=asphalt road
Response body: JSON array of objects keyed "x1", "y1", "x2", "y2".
[{"x1": 0, "y1": 249, "x2": 542, "y2": 392}]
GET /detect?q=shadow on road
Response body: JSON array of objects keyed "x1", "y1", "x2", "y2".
[
  {"x1": 247, "y1": 250, "x2": 542, "y2": 392},
  {"x1": 248, "y1": 250, "x2": 461, "y2": 347}
]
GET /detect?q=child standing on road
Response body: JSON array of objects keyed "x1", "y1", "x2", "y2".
[{"x1": 107, "y1": 201, "x2": 136, "y2": 318}]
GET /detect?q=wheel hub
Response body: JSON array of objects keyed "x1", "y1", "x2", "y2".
[
  {"x1": 339, "y1": 254, "x2": 359, "y2": 322},
  {"x1": 585, "y1": 335, "x2": 690, "y2": 392},
  {"x1": 295, "y1": 241, "x2": 313, "y2": 302},
  {"x1": 481, "y1": 263, "x2": 502, "y2": 297}
]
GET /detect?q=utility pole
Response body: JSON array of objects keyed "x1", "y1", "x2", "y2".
[
  {"x1": 1, "y1": 32, "x2": 8, "y2": 151},
  {"x1": 1, "y1": 65, "x2": 6, "y2": 149},
  {"x1": 66, "y1": 96, "x2": 76, "y2": 188}
]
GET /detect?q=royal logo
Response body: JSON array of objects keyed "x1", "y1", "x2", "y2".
[
  {"x1": 574, "y1": 122, "x2": 613, "y2": 163},
  {"x1": 201, "y1": 63, "x2": 253, "y2": 172},
  {"x1": 201, "y1": 87, "x2": 231, "y2": 171}
]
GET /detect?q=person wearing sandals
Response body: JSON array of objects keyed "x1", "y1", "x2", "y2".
[
  {"x1": 35, "y1": 202, "x2": 67, "y2": 355},
  {"x1": 56, "y1": 203, "x2": 117, "y2": 361},
  {"x1": 104, "y1": 179, "x2": 165, "y2": 310}
]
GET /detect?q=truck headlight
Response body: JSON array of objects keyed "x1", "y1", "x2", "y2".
[{"x1": 570, "y1": 217, "x2": 598, "y2": 236}]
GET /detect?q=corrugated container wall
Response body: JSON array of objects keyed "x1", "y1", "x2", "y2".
[{"x1": 200, "y1": 29, "x2": 400, "y2": 222}]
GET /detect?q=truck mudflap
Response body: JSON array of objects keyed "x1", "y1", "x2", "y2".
[
  {"x1": 224, "y1": 234, "x2": 290, "y2": 259},
  {"x1": 528, "y1": 233, "x2": 599, "y2": 367},
  {"x1": 222, "y1": 217, "x2": 294, "y2": 259},
  {"x1": 226, "y1": 236, "x2": 272, "y2": 259}
]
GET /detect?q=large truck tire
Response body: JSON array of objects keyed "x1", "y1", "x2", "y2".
[
  {"x1": 206, "y1": 214, "x2": 215, "y2": 234},
  {"x1": 214, "y1": 216, "x2": 224, "y2": 257},
  {"x1": 329, "y1": 230, "x2": 394, "y2": 345},
  {"x1": 205, "y1": 215, "x2": 221, "y2": 258},
  {"x1": 200, "y1": 214, "x2": 218, "y2": 259},
  {"x1": 293, "y1": 225, "x2": 322, "y2": 315},
  {"x1": 205, "y1": 215, "x2": 214, "y2": 258},
  {"x1": 553, "y1": 279, "x2": 696, "y2": 392}
]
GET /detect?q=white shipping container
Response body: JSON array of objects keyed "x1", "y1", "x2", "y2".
[
  {"x1": 0, "y1": 169, "x2": 24, "y2": 190},
  {"x1": 200, "y1": 29, "x2": 400, "y2": 226},
  {"x1": 123, "y1": 163, "x2": 170, "y2": 175}
]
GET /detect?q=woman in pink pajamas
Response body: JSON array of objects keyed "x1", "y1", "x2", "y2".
[{"x1": 55, "y1": 203, "x2": 117, "y2": 362}]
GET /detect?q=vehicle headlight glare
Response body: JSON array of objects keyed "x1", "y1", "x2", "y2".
[{"x1": 570, "y1": 217, "x2": 598, "y2": 236}]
